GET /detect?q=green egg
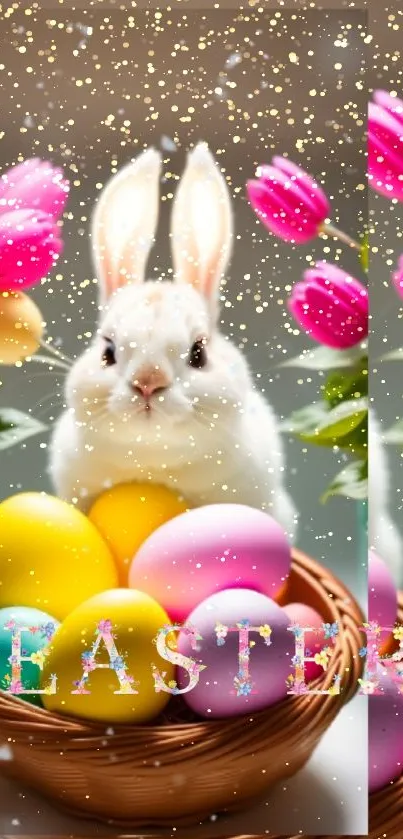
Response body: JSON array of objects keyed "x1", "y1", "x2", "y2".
[{"x1": 0, "y1": 606, "x2": 59, "y2": 707}]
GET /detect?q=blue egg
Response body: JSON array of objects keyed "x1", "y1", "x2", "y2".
[{"x1": 0, "y1": 606, "x2": 59, "y2": 707}]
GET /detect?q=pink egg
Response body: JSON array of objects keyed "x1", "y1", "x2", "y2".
[
  {"x1": 129, "y1": 504, "x2": 291, "y2": 622},
  {"x1": 177, "y1": 588, "x2": 294, "y2": 718},
  {"x1": 369, "y1": 669, "x2": 403, "y2": 793},
  {"x1": 283, "y1": 602, "x2": 325, "y2": 682},
  {"x1": 369, "y1": 550, "x2": 398, "y2": 646}
]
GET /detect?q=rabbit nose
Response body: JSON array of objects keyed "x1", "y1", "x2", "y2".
[{"x1": 131, "y1": 369, "x2": 169, "y2": 400}]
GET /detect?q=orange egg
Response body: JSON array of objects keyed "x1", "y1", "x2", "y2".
[
  {"x1": 0, "y1": 291, "x2": 44, "y2": 365},
  {"x1": 88, "y1": 482, "x2": 190, "y2": 585}
]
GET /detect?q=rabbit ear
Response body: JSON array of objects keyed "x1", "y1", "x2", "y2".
[
  {"x1": 171, "y1": 142, "x2": 233, "y2": 313},
  {"x1": 91, "y1": 148, "x2": 162, "y2": 304}
]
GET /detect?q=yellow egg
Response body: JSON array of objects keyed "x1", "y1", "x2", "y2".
[
  {"x1": 0, "y1": 493, "x2": 118, "y2": 620},
  {"x1": 41, "y1": 588, "x2": 174, "y2": 723},
  {"x1": 88, "y1": 482, "x2": 190, "y2": 585},
  {"x1": 0, "y1": 291, "x2": 44, "y2": 365}
]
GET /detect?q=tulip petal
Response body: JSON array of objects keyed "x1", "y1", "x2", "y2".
[
  {"x1": 306, "y1": 262, "x2": 368, "y2": 317},
  {"x1": 368, "y1": 127, "x2": 403, "y2": 201},
  {"x1": 272, "y1": 156, "x2": 330, "y2": 219},
  {"x1": 288, "y1": 293, "x2": 349, "y2": 349},
  {"x1": 304, "y1": 283, "x2": 367, "y2": 348},
  {"x1": 288, "y1": 267, "x2": 368, "y2": 350},
  {"x1": 0, "y1": 159, "x2": 42, "y2": 201},
  {"x1": 368, "y1": 130, "x2": 403, "y2": 181},
  {"x1": 0, "y1": 158, "x2": 69, "y2": 220},
  {"x1": 392, "y1": 254, "x2": 403, "y2": 300},
  {"x1": 246, "y1": 179, "x2": 319, "y2": 243},
  {"x1": 257, "y1": 164, "x2": 327, "y2": 225},
  {"x1": 369, "y1": 104, "x2": 403, "y2": 159},
  {"x1": 0, "y1": 208, "x2": 62, "y2": 291},
  {"x1": 373, "y1": 90, "x2": 403, "y2": 128},
  {"x1": 369, "y1": 105, "x2": 403, "y2": 164}
]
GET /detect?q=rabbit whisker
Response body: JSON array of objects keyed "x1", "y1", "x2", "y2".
[
  {"x1": 191, "y1": 405, "x2": 242, "y2": 449},
  {"x1": 39, "y1": 337, "x2": 74, "y2": 367},
  {"x1": 21, "y1": 369, "x2": 66, "y2": 379},
  {"x1": 33, "y1": 391, "x2": 65, "y2": 415},
  {"x1": 26, "y1": 354, "x2": 70, "y2": 372}
]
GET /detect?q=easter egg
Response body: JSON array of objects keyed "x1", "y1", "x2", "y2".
[
  {"x1": 369, "y1": 669, "x2": 403, "y2": 793},
  {"x1": 0, "y1": 493, "x2": 118, "y2": 620},
  {"x1": 283, "y1": 602, "x2": 325, "y2": 682},
  {"x1": 41, "y1": 588, "x2": 174, "y2": 723},
  {"x1": 177, "y1": 588, "x2": 294, "y2": 718},
  {"x1": 369, "y1": 550, "x2": 398, "y2": 648},
  {"x1": 0, "y1": 291, "x2": 44, "y2": 365},
  {"x1": 0, "y1": 606, "x2": 59, "y2": 707},
  {"x1": 88, "y1": 482, "x2": 189, "y2": 585},
  {"x1": 129, "y1": 504, "x2": 291, "y2": 623}
]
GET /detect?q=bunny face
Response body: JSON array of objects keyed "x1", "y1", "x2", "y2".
[
  {"x1": 66, "y1": 281, "x2": 251, "y2": 446},
  {"x1": 65, "y1": 142, "x2": 252, "y2": 450}
]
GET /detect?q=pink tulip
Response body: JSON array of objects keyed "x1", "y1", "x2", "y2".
[
  {"x1": 246, "y1": 156, "x2": 330, "y2": 244},
  {"x1": 392, "y1": 254, "x2": 403, "y2": 299},
  {"x1": 0, "y1": 157, "x2": 68, "y2": 291},
  {"x1": 0, "y1": 158, "x2": 69, "y2": 220},
  {"x1": 0, "y1": 208, "x2": 62, "y2": 292},
  {"x1": 368, "y1": 90, "x2": 403, "y2": 202},
  {"x1": 288, "y1": 262, "x2": 368, "y2": 349}
]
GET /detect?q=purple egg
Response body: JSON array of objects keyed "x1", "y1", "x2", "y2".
[
  {"x1": 369, "y1": 670, "x2": 403, "y2": 793},
  {"x1": 368, "y1": 551, "x2": 397, "y2": 646},
  {"x1": 177, "y1": 588, "x2": 294, "y2": 719},
  {"x1": 129, "y1": 504, "x2": 291, "y2": 623}
]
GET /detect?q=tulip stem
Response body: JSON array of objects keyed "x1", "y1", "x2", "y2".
[{"x1": 321, "y1": 223, "x2": 361, "y2": 252}]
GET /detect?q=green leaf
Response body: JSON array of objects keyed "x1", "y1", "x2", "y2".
[
  {"x1": 282, "y1": 403, "x2": 330, "y2": 436},
  {"x1": 299, "y1": 397, "x2": 367, "y2": 444},
  {"x1": 0, "y1": 410, "x2": 47, "y2": 450},
  {"x1": 379, "y1": 348, "x2": 403, "y2": 362},
  {"x1": 359, "y1": 233, "x2": 369, "y2": 273},
  {"x1": 0, "y1": 417, "x2": 14, "y2": 433},
  {"x1": 321, "y1": 459, "x2": 368, "y2": 503},
  {"x1": 283, "y1": 398, "x2": 368, "y2": 449},
  {"x1": 278, "y1": 344, "x2": 366, "y2": 371},
  {"x1": 384, "y1": 419, "x2": 403, "y2": 445},
  {"x1": 323, "y1": 362, "x2": 368, "y2": 408}
]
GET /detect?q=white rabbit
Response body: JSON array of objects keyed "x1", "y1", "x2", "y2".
[
  {"x1": 49, "y1": 143, "x2": 298, "y2": 542},
  {"x1": 369, "y1": 411, "x2": 402, "y2": 585}
]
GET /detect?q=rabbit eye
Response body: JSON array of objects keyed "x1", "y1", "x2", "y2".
[
  {"x1": 102, "y1": 339, "x2": 116, "y2": 367},
  {"x1": 188, "y1": 339, "x2": 207, "y2": 370}
]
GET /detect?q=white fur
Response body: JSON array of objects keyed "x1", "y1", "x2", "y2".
[
  {"x1": 369, "y1": 412, "x2": 402, "y2": 585},
  {"x1": 49, "y1": 143, "x2": 298, "y2": 542}
]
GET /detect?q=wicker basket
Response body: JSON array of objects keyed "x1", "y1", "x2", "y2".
[
  {"x1": 247, "y1": 592, "x2": 403, "y2": 839},
  {"x1": 0, "y1": 548, "x2": 364, "y2": 829},
  {"x1": 363, "y1": 590, "x2": 403, "y2": 839}
]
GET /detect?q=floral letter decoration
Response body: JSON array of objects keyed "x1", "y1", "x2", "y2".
[
  {"x1": 152, "y1": 624, "x2": 207, "y2": 696},
  {"x1": 71, "y1": 619, "x2": 137, "y2": 695},
  {"x1": 3, "y1": 620, "x2": 57, "y2": 696},
  {"x1": 286, "y1": 622, "x2": 341, "y2": 696},
  {"x1": 357, "y1": 622, "x2": 403, "y2": 695},
  {"x1": 215, "y1": 619, "x2": 274, "y2": 697}
]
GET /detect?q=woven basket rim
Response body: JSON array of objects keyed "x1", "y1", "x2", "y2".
[
  {"x1": 0, "y1": 547, "x2": 364, "y2": 732},
  {"x1": 0, "y1": 546, "x2": 365, "y2": 830},
  {"x1": 248, "y1": 591, "x2": 403, "y2": 839},
  {"x1": 364, "y1": 590, "x2": 403, "y2": 839}
]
